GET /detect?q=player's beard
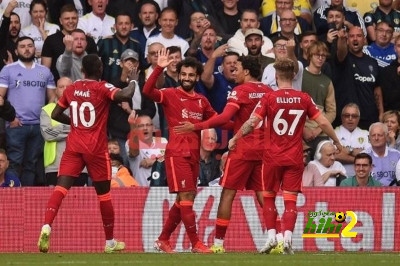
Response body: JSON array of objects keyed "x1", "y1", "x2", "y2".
[
  {"x1": 18, "y1": 53, "x2": 35, "y2": 62},
  {"x1": 180, "y1": 80, "x2": 196, "y2": 92}
]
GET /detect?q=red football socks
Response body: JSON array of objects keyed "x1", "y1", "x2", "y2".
[
  {"x1": 180, "y1": 200, "x2": 199, "y2": 246},
  {"x1": 262, "y1": 192, "x2": 277, "y2": 230},
  {"x1": 98, "y1": 193, "x2": 115, "y2": 240},
  {"x1": 159, "y1": 202, "x2": 181, "y2": 241},
  {"x1": 215, "y1": 218, "x2": 230, "y2": 240},
  {"x1": 44, "y1": 186, "x2": 68, "y2": 225},
  {"x1": 282, "y1": 193, "x2": 298, "y2": 232}
]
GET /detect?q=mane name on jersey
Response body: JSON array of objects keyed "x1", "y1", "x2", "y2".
[
  {"x1": 249, "y1": 92, "x2": 265, "y2": 99},
  {"x1": 74, "y1": 90, "x2": 90, "y2": 97},
  {"x1": 276, "y1": 97, "x2": 301, "y2": 104}
]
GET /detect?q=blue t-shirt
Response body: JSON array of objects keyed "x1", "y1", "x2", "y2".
[
  {"x1": 363, "y1": 43, "x2": 396, "y2": 68},
  {"x1": 1, "y1": 173, "x2": 21, "y2": 187},
  {"x1": 0, "y1": 61, "x2": 55, "y2": 124}
]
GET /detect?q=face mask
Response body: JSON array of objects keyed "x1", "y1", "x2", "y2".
[{"x1": 111, "y1": 166, "x2": 119, "y2": 177}]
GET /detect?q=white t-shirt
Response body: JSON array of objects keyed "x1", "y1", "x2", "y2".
[
  {"x1": 227, "y1": 29, "x2": 274, "y2": 57},
  {"x1": 261, "y1": 60, "x2": 304, "y2": 91},
  {"x1": 0, "y1": 0, "x2": 31, "y2": 29},
  {"x1": 126, "y1": 137, "x2": 167, "y2": 187},
  {"x1": 309, "y1": 160, "x2": 347, "y2": 187},
  {"x1": 333, "y1": 125, "x2": 370, "y2": 176},
  {"x1": 145, "y1": 33, "x2": 189, "y2": 58},
  {"x1": 21, "y1": 22, "x2": 60, "y2": 53},
  {"x1": 77, "y1": 12, "x2": 115, "y2": 43}
]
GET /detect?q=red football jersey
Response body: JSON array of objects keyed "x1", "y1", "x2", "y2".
[
  {"x1": 226, "y1": 82, "x2": 272, "y2": 160},
  {"x1": 152, "y1": 87, "x2": 216, "y2": 159},
  {"x1": 254, "y1": 89, "x2": 320, "y2": 166},
  {"x1": 58, "y1": 80, "x2": 119, "y2": 154}
]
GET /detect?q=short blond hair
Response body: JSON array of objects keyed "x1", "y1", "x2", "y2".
[{"x1": 274, "y1": 58, "x2": 295, "y2": 81}]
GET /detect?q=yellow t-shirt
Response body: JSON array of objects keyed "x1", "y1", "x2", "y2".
[
  {"x1": 261, "y1": 0, "x2": 312, "y2": 17},
  {"x1": 345, "y1": 0, "x2": 379, "y2": 17}
]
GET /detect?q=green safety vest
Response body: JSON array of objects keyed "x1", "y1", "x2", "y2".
[{"x1": 42, "y1": 103, "x2": 61, "y2": 167}]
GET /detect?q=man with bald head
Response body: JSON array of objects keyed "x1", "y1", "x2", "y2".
[{"x1": 332, "y1": 26, "x2": 383, "y2": 130}]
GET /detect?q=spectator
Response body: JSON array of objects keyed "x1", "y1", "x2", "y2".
[
  {"x1": 186, "y1": 11, "x2": 212, "y2": 45},
  {"x1": 201, "y1": 48, "x2": 238, "y2": 149},
  {"x1": 383, "y1": 110, "x2": 400, "y2": 150},
  {"x1": 0, "y1": 148, "x2": 21, "y2": 187},
  {"x1": 261, "y1": 37, "x2": 302, "y2": 90},
  {"x1": 0, "y1": 0, "x2": 31, "y2": 29},
  {"x1": 77, "y1": 0, "x2": 115, "y2": 43},
  {"x1": 244, "y1": 28, "x2": 275, "y2": 74},
  {"x1": 380, "y1": 35, "x2": 400, "y2": 111},
  {"x1": 98, "y1": 12, "x2": 140, "y2": 82},
  {"x1": 309, "y1": 140, "x2": 347, "y2": 186},
  {"x1": 56, "y1": 29, "x2": 88, "y2": 81},
  {"x1": 0, "y1": 37, "x2": 56, "y2": 186},
  {"x1": 364, "y1": 0, "x2": 400, "y2": 42},
  {"x1": 21, "y1": 0, "x2": 60, "y2": 60},
  {"x1": 334, "y1": 103, "x2": 370, "y2": 177},
  {"x1": 269, "y1": 9, "x2": 302, "y2": 57},
  {"x1": 261, "y1": 0, "x2": 313, "y2": 24},
  {"x1": 168, "y1": 0, "x2": 219, "y2": 41},
  {"x1": 363, "y1": 21, "x2": 396, "y2": 68},
  {"x1": 322, "y1": 5, "x2": 346, "y2": 44},
  {"x1": 145, "y1": 7, "x2": 189, "y2": 59},
  {"x1": 363, "y1": 122, "x2": 400, "y2": 186},
  {"x1": 108, "y1": 49, "x2": 156, "y2": 166},
  {"x1": 340, "y1": 153, "x2": 382, "y2": 187},
  {"x1": 260, "y1": 0, "x2": 311, "y2": 37},
  {"x1": 41, "y1": 4, "x2": 97, "y2": 82},
  {"x1": 108, "y1": 139, "x2": 121, "y2": 154},
  {"x1": 333, "y1": 26, "x2": 383, "y2": 129},
  {"x1": 227, "y1": 10, "x2": 274, "y2": 57},
  {"x1": 110, "y1": 153, "x2": 139, "y2": 188},
  {"x1": 47, "y1": 0, "x2": 89, "y2": 23},
  {"x1": 314, "y1": 0, "x2": 366, "y2": 39},
  {"x1": 199, "y1": 128, "x2": 220, "y2": 186},
  {"x1": 302, "y1": 41, "x2": 336, "y2": 154},
  {"x1": 40, "y1": 77, "x2": 88, "y2": 186},
  {"x1": 302, "y1": 143, "x2": 324, "y2": 187},
  {"x1": 0, "y1": 1, "x2": 20, "y2": 70},
  {"x1": 214, "y1": 0, "x2": 241, "y2": 40},
  {"x1": 145, "y1": 42, "x2": 164, "y2": 81},
  {"x1": 127, "y1": 113, "x2": 167, "y2": 187},
  {"x1": 130, "y1": 0, "x2": 161, "y2": 68},
  {"x1": 106, "y1": 0, "x2": 139, "y2": 27}
]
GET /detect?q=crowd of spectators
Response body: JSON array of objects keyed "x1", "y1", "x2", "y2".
[{"x1": 1, "y1": 0, "x2": 400, "y2": 188}]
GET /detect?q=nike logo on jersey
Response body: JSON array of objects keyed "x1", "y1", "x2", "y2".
[{"x1": 180, "y1": 98, "x2": 187, "y2": 101}]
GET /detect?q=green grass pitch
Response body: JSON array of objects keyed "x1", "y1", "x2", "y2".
[{"x1": 0, "y1": 252, "x2": 398, "y2": 266}]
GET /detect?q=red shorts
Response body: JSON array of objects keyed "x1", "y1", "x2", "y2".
[
  {"x1": 58, "y1": 149, "x2": 111, "y2": 182},
  {"x1": 165, "y1": 156, "x2": 199, "y2": 193},
  {"x1": 263, "y1": 163, "x2": 304, "y2": 193},
  {"x1": 220, "y1": 158, "x2": 264, "y2": 191}
]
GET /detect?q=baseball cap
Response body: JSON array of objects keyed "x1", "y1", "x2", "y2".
[
  {"x1": 244, "y1": 28, "x2": 264, "y2": 39},
  {"x1": 121, "y1": 49, "x2": 139, "y2": 61}
]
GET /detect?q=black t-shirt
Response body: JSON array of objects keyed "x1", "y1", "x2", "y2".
[
  {"x1": 332, "y1": 52, "x2": 379, "y2": 129},
  {"x1": 216, "y1": 10, "x2": 241, "y2": 36},
  {"x1": 41, "y1": 31, "x2": 98, "y2": 81},
  {"x1": 378, "y1": 60, "x2": 400, "y2": 111}
]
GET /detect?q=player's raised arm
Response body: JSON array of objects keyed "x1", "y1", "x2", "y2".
[
  {"x1": 143, "y1": 48, "x2": 173, "y2": 102},
  {"x1": 114, "y1": 80, "x2": 136, "y2": 102},
  {"x1": 314, "y1": 113, "x2": 343, "y2": 152},
  {"x1": 228, "y1": 115, "x2": 261, "y2": 150}
]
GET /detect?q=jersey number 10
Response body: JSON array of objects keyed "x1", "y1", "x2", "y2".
[{"x1": 70, "y1": 101, "x2": 96, "y2": 127}]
